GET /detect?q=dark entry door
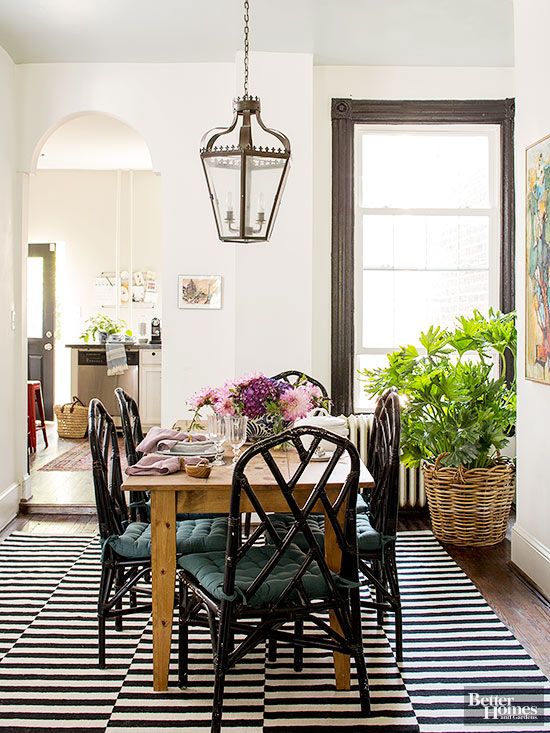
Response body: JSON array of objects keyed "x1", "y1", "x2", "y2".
[{"x1": 27, "y1": 243, "x2": 56, "y2": 420}]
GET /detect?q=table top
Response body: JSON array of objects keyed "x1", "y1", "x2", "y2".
[{"x1": 122, "y1": 447, "x2": 374, "y2": 492}]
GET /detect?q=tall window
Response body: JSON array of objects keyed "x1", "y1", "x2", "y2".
[
  {"x1": 354, "y1": 125, "x2": 501, "y2": 409},
  {"x1": 331, "y1": 99, "x2": 514, "y2": 415}
]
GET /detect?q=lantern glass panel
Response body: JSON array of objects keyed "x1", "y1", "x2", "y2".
[
  {"x1": 203, "y1": 153, "x2": 242, "y2": 240},
  {"x1": 244, "y1": 154, "x2": 287, "y2": 239}
]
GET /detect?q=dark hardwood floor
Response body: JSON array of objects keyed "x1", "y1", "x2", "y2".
[{"x1": 1, "y1": 510, "x2": 549, "y2": 678}]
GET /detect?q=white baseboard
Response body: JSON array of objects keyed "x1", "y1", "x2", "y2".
[
  {"x1": 511, "y1": 523, "x2": 550, "y2": 600},
  {"x1": 20, "y1": 473, "x2": 32, "y2": 502},
  {"x1": 0, "y1": 482, "x2": 20, "y2": 532}
]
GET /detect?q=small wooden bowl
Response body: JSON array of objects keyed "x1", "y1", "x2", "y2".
[{"x1": 183, "y1": 461, "x2": 212, "y2": 479}]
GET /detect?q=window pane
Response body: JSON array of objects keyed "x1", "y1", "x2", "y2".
[
  {"x1": 362, "y1": 270, "x2": 489, "y2": 349},
  {"x1": 27, "y1": 257, "x2": 44, "y2": 338},
  {"x1": 356, "y1": 354, "x2": 389, "y2": 410},
  {"x1": 362, "y1": 133, "x2": 490, "y2": 209},
  {"x1": 363, "y1": 215, "x2": 489, "y2": 271}
]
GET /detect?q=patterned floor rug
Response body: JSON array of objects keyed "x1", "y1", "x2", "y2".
[
  {"x1": 39, "y1": 438, "x2": 127, "y2": 472},
  {"x1": 0, "y1": 531, "x2": 547, "y2": 732}
]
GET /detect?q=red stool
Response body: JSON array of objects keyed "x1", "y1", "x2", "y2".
[{"x1": 28, "y1": 380, "x2": 48, "y2": 452}]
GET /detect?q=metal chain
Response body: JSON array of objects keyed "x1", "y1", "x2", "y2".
[{"x1": 243, "y1": 0, "x2": 249, "y2": 97}]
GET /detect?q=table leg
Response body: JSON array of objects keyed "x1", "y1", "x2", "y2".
[
  {"x1": 324, "y1": 507, "x2": 351, "y2": 690},
  {"x1": 151, "y1": 490, "x2": 176, "y2": 691}
]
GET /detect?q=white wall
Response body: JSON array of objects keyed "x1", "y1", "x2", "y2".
[
  {"x1": 234, "y1": 53, "x2": 313, "y2": 377},
  {"x1": 511, "y1": 0, "x2": 550, "y2": 597},
  {"x1": 17, "y1": 55, "x2": 314, "y2": 427},
  {"x1": 312, "y1": 66, "x2": 515, "y2": 388},
  {"x1": 0, "y1": 46, "x2": 22, "y2": 524}
]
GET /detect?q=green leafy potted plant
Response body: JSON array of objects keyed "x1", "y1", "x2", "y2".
[
  {"x1": 360, "y1": 309, "x2": 516, "y2": 546},
  {"x1": 80, "y1": 313, "x2": 130, "y2": 343}
]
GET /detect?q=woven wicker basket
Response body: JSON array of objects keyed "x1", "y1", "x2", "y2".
[
  {"x1": 423, "y1": 456, "x2": 515, "y2": 546},
  {"x1": 54, "y1": 397, "x2": 88, "y2": 439}
]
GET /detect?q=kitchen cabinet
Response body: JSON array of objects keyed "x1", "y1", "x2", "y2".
[{"x1": 139, "y1": 348, "x2": 162, "y2": 428}]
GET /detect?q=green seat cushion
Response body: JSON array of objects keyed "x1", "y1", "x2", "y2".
[
  {"x1": 356, "y1": 513, "x2": 382, "y2": 552},
  {"x1": 356, "y1": 493, "x2": 369, "y2": 513},
  {"x1": 105, "y1": 517, "x2": 228, "y2": 559},
  {"x1": 267, "y1": 512, "x2": 382, "y2": 553},
  {"x1": 268, "y1": 513, "x2": 324, "y2": 552},
  {"x1": 178, "y1": 545, "x2": 336, "y2": 607}
]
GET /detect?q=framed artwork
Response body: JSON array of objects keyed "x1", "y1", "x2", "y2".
[
  {"x1": 526, "y1": 134, "x2": 550, "y2": 383},
  {"x1": 178, "y1": 275, "x2": 222, "y2": 309}
]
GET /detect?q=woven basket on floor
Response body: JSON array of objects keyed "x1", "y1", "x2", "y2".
[
  {"x1": 423, "y1": 455, "x2": 515, "y2": 547},
  {"x1": 54, "y1": 396, "x2": 88, "y2": 439}
]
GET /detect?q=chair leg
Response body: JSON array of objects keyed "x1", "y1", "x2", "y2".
[
  {"x1": 375, "y1": 560, "x2": 386, "y2": 626},
  {"x1": 349, "y1": 586, "x2": 370, "y2": 715},
  {"x1": 243, "y1": 512, "x2": 252, "y2": 538},
  {"x1": 35, "y1": 385, "x2": 48, "y2": 448},
  {"x1": 267, "y1": 636, "x2": 278, "y2": 662},
  {"x1": 293, "y1": 618, "x2": 303, "y2": 672},
  {"x1": 114, "y1": 568, "x2": 124, "y2": 632},
  {"x1": 385, "y1": 549, "x2": 403, "y2": 663},
  {"x1": 98, "y1": 564, "x2": 114, "y2": 669},
  {"x1": 178, "y1": 577, "x2": 189, "y2": 687},
  {"x1": 211, "y1": 603, "x2": 232, "y2": 733}
]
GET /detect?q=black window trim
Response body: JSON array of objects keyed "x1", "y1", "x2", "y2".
[{"x1": 331, "y1": 97, "x2": 515, "y2": 415}]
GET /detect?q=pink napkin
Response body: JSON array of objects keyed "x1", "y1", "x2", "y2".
[
  {"x1": 125, "y1": 454, "x2": 181, "y2": 476},
  {"x1": 137, "y1": 426, "x2": 208, "y2": 454}
]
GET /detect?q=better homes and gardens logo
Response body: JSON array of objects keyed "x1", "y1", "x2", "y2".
[{"x1": 464, "y1": 687, "x2": 546, "y2": 727}]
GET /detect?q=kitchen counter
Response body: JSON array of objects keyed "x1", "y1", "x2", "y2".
[{"x1": 66, "y1": 343, "x2": 161, "y2": 349}]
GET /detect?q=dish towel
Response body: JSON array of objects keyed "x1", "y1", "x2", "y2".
[
  {"x1": 125, "y1": 454, "x2": 181, "y2": 476},
  {"x1": 137, "y1": 426, "x2": 208, "y2": 454},
  {"x1": 105, "y1": 342, "x2": 128, "y2": 376}
]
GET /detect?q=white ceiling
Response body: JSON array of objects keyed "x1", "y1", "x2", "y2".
[
  {"x1": 0, "y1": 0, "x2": 514, "y2": 67},
  {"x1": 37, "y1": 114, "x2": 153, "y2": 170}
]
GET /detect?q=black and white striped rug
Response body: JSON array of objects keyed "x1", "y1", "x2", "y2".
[{"x1": 0, "y1": 530, "x2": 547, "y2": 732}]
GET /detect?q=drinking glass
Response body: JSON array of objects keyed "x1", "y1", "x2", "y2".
[
  {"x1": 225, "y1": 416, "x2": 248, "y2": 464},
  {"x1": 207, "y1": 413, "x2": 227, "y2": 466}
]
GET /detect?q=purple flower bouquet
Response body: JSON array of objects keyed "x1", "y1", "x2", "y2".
[{"x1": 189, "y1": 372, "x2": 330, "y2": 441}]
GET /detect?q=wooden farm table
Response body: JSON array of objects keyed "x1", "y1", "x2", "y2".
[{"x1": 122, "y1": 448, "x2": 374, "y2": 692}]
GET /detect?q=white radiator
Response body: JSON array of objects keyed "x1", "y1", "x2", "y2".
[{"x1": 345, "y1": 414, "x2": 426, "y2": 510}]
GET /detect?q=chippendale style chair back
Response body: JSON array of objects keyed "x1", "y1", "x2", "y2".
[
  {"x1": 114, "y1": 387, "x2": 144, "y2": 466},
  {"x1": 89, "y1": 398, "x2": 128, "y2": 541},
  {"x1": 114, "y1": 387, "x2": 148, "y2": 521},
  {"x1": 368, "y1": 388, "x2": 401, "y2": 539},
  {"x1": 271, "y1": 370, "x2": 329, "y2": 398},
  {"x1": 177, "y1": 425, "x2": 369, "y2": 733}
]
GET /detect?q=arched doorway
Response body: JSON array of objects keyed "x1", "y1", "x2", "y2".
[{"x1": 24, "y1": 112, "x2": 161, "y2": 510}]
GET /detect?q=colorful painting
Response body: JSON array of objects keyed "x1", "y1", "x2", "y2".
[
  {"x1": 526, "y1": 134, "x2": 550, "y2": 383},
  {"x1": 178, "y1": 275, "x2": 222, "y2": 309}
]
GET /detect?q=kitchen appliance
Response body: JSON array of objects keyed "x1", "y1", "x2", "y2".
[
  {"x1": 150, "y1": 318, "x2": 161, "y2": 344},
  {"x1": 76, "y1": 349, "x2": 139, "y2": 426}
]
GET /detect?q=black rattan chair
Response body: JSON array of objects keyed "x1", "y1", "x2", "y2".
[
  {"x1": 89, "y1": 398, "x2": 152, "y2": 668},
  {"x1": 114, "y1": 388, "x2": 148, "y2": 521},
  {"x1": 90, "y1": 399, "x2": 229, "y2": 669},
  {"x1": 177, "y1": 426, "x2": 369, "y2": 733},
  {"x1": 357, "y1": 388, "x2": 403, "y2": 661},
  {"x1": 241, "y1": 370, "x2": 331, "y2": 539},
  {"x1": 268, "y1": 389, "x2": 403, "y2": 662}
]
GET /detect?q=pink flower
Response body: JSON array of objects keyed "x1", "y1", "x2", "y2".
[
  {"x1": 305, "y1": 383, "x2": 323, "y2": 400},
  {"x1": 213, "y1": 386, "x2": 236, "y2": 416},
  {"x1": 189, "y1": 386, "x2": 217, "y2": 410},
  {"x1": 279, "y1": 386, "x2": 313, "y2": 422}
]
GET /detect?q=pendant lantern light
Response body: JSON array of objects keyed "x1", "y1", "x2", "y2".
[{"x1": 200, "y1": 0, "x2": 291, "y2": 243}]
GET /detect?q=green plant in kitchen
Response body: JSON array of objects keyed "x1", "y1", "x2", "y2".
[
  {"x1": 80, "y1": 313, "x2": 132, "y2": 343},
  {"x1": 360, "y1": 309, "x2": 516, "y2": 469}
]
